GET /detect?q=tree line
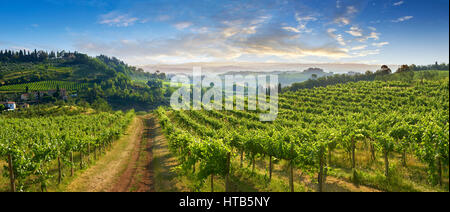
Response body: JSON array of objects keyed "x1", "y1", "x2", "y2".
[{"x1": 285, "y1": 63, "x2": 448, "y2": 92}]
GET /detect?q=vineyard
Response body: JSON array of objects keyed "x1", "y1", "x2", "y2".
[
  {"x1": 0, "y1": 110, "x2": 134, "y2": 191},
  {"x1": 157, "y1": 79, "x2": 449, "y2": 192},
  {"x1": 0, "y1": 81, "x2": 89, "y2": 92}
]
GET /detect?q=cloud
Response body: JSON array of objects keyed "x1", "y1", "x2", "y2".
[
  {"x1": 99, "y1": 11, "x2": 139, "y2": 27},
  {"x1": 76, "y1": 17, "x2": 356, "y2": 65},
  {"x1": 393, "y1": 1, "x2": 404, "y2": 6},
  {"x1": 327, "y1": 28, "x2": 346, "y2": 46},
  {"x1": 333, "y1": 3, "x2": 363, "y2": 26},
  {"x1": 282, "y1": 27, "x2": 301, "y2": 33},
  {"x1": 335, "y1": 17, "x2": 350, "y2": 25},
  {"x1": 356, "y1": 31, "x2": 380, "y2": 42},
  {"x1": 346, "y1": 26, "x2": 363, "y2": 37},
  {"x1": 79, "y1": 1, "x2": 388, "y2": 64},
  {"x1": 392, "y1": 16, "x2": 413, "y2": 23},
  {"x1": 174, "y1": 22, "x2": 193, "y2": 30},
  {"x1": 282, "y1": 14, "x2": 317, "y2": 34},
  {"x1": 351, "y1": 45, "x2": 367, "y2": 50},
  {"x1": 372, "y1": 42, "x2": 389, "y2": 47},
  {"x1": 346, "y1": 6, "x2": 358, "y2": 15}
]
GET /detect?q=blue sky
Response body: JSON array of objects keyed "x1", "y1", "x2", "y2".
[{"x1": 0, "y1": 0, "x2": 448, "y2": 66}]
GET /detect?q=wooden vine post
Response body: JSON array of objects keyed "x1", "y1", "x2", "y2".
[
  {"x1": 87, "y1": 143, "x2": 91, "y2": 164},
  {"x1": 58, "y1": 155, "x2": 62, "y2": 184},
  {"x1": 8, "y1": 154, "x2": 16, "y2": 192},
  {"x1": 384, "y1": 150, "x2": 389, "y2": 177},
  {"x1": 269, "y1": 155, "x2": 273, "y2": 182},
  {"x1": 80, "y1": 151, "x2": 83, "y2": 169},
  {"x1": 70, "y1": 151, "x2": 74, "y2": 176},
  {"x1": 225, "y1": 152, "x2": 231, "y2": 192},
  {"x1": 318, "y1": 146, "x2": 324, "y2": 192},
  {"x1": 351, "y1": 136, "x2": 356, "y2": 169},
  {"x1": 289, "y1": 143, "x2": 294, "y2": 192},
  {"x1": 211, "y1": 173, "x2": 214, "y2": 192}
]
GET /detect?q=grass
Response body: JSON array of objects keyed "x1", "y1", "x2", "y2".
[{"x1": 328, "y1": 145, "x2": 449, "y2": 192}]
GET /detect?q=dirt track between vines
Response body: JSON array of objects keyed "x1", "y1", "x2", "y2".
[
  {"x1": 66, "y1": 115, "x2": 155, "y2": 192},
  {"x1": 110, "y1": 115, "x2": 155, "y2": 192}
]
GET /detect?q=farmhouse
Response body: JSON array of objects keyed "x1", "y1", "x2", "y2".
[{"x1": 0, "y1": 101, "x2": 16, "y2": 111}]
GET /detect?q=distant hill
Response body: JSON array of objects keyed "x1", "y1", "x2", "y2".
[{"x1": 220, "y1": 68, "x2": 334, "y2": 87}]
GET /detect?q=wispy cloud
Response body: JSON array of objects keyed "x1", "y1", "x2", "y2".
[
  {"x1": 327, "y1": 28, "x2": 346, "y2": 46},
  {"x1": 282, "y1": 14, "x2": 317, "y2": 34},
  {"x1": 335, "y1": 17, "x2": 350, "y2": 25},
  {"x1": 372, "y1": 42, "x2": 389, "y2": 47},
  {"x1": 393, "y1": 1, "x2": 404, "y2": 6},
  {"x1": 356, "y1": 31, "x2": 380, "y2": 42},
  {"x1": 174, "y1": 22, "x2": 193, "y2": 30},
  {"x1": 351, "y1": 45, "x2": 367, "y2": 50},
  {"x1": 391, "y1": 16, "x2": 413, "y2": 23},
  {"x1": 99, "y1": 11, "x2": 139, "y2": 27},
  {"x1": 334, "y1": 4, "x2": 360, "y2": 26},
  {"x1": 346, "y1": 26, "x2": 363, "y2": 37},
  {"x1": 282, "y1": 27, "x2": 300, "y2": 33}
]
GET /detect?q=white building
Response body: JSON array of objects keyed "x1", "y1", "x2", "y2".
[{"x1": 1, "y1": 101, "x2": 16, "y2": 111}]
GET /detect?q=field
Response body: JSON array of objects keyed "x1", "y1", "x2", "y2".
[
  {"x1": 156, "y1": 79, "x2": 449, "y2": 192},
  {"x1": 0, "y1": 80, "x2": 89, "y2": 92},
  {"x1": 0, "y1": 110, "x2": 134, "y2": 192},
  {"x1": 0, "y1": 77, "x2": 448, "y2": 192}
]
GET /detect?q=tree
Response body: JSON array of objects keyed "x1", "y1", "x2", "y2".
[
  {"x1": 376, "y1": 65, "x2": 392, "y2": 75},
  {"x1": 396, "y1": 65, "x2": 410, "y2": 73}
]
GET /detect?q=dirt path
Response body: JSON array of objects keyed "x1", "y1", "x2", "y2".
[
  {"x1": 110, "y1": 114, "x2": 155, "y2": 192},
  {"x1": 65, "y1": 115, "x2": 155, "y2": 192}
]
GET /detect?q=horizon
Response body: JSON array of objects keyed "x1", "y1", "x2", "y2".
[
  {"x1": 137, "y1": 62, "x2": 401, "y2": 74},
  {"x1": 0, "y1": 0, "x2": 448, "y2": 67}
]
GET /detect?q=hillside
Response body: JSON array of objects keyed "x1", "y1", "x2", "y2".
[
  {"x1": 0, "y1": 50, "x2": 168, "y2": 110},
  {"x1": 285, "y1": 68, "x2": 449, "y2": 92}
]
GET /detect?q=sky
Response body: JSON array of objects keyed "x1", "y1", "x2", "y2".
[{"x1": 0, "y1": 0, "x2": 448, "y2": 67}]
